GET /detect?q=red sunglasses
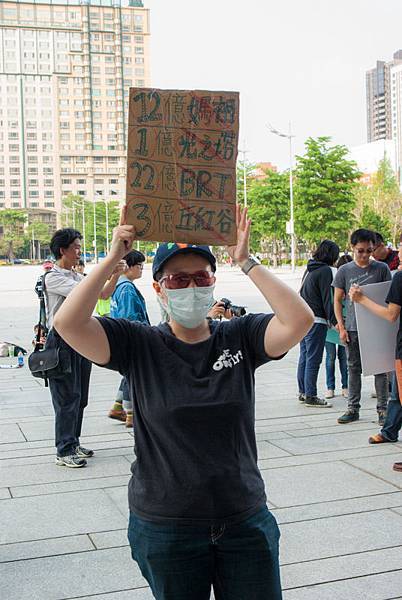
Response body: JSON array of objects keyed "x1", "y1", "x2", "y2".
[{"x1": 159, "y1": 270, "x2": 215, "y2": 290}]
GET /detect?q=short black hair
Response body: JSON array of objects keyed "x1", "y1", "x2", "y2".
[
  {"x1": 336, "y1": 253, "x2": 353, "y2": 268},
  {"x1": 78, "y1": 259, "x2": 85, "y2": 267},
  {"x1": 125, "y1": 250, "x2": 145, "y2": 268},
  {"x1": 50, "y1": 228, "x2": 82, "y2": 259},
  {"x1": 350, "y1": 228, "x2": 376, "y2": 246},
  {"x1": 373, "y1": 232, "x2": 384, "y2": 245},
  {"x1": 312, "y1": 239, "x2": 340, "y2": 266}
]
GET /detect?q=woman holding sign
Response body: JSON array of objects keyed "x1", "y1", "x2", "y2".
[{"x1": 52, "y1": 206, "x2": 313, "y2": 600}]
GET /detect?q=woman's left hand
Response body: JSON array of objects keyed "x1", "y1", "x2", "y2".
[{"x1": 226, "y1": 206, "x2": 251, "y2": 266}]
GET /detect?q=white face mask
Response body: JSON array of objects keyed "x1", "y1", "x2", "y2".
[{"x1": 159, "y1": 285, "x2": 215, "y2": 329}]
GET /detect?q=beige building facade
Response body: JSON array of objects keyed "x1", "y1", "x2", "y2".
[{"x1": 0, "y1": 0, "x2": 150, "y2": 229}]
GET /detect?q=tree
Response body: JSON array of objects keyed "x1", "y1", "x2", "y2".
[
  {"x1": 0, "y1": 209, "x2": 27, "y2": 261},
  {"x1": 294, "y1": 137, "x2": 361, "y2": 248},
  {"x1": 247, "y1": 170, "x2": 290, "y2": 266},
  {"x1": 24, "y1": 221, "x2": 50, "y2": 260},
  {"x1": 359, "y1": 204, "x2": 392, "y2": 241},
  {"x1": 62, "y1": 194, "x2": 120, "y2": 257}
]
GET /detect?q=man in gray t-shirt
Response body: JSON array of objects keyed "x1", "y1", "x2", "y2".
[
  {"x1": 333, "y1": 230, "x2": 391, "y2": 425},
  {"x1": 333, "y1": 260, "x2": 391, "y2": 332}
]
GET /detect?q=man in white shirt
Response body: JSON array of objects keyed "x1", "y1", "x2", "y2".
[{"x1": 45, "y1": 228, "x2": 123, "y2": 467}]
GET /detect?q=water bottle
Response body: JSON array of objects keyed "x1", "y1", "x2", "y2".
[{"x1": 17, "y1": 351, "x2": 24, "y2": 368}]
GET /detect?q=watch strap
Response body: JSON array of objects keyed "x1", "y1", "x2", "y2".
[{"x1": 241, "y1": 257, "x2": 260, "y2": 275}]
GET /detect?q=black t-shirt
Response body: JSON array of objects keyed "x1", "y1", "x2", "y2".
[
  {"x1": 97, "y1": 313, "x2": 281, "y2": 525},
  {"x1": 386, "y1": 271, "x2": 402, "y2": 358}
]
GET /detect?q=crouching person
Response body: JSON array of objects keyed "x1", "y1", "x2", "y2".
[{"x1": 52, "y1": 207, "x2": 313, "y2": 599}]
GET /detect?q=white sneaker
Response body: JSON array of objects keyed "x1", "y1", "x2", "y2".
[
  {"x1": 55, "y1": 455, "x2": 87, "y2": 468},
  {"x1": 342, "y1": 388, "x2": 349, "y2": 398},
  {"x1": 325, "y1": 390, "x2": 335, "y2": 399}
]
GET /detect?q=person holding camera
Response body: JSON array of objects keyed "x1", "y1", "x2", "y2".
[
  {"x1": 52, "y1": 207, "x2": 313, "y2": 599},
  {"x1": 207, "y1": 298, "x2": 246, "y2": 320}
]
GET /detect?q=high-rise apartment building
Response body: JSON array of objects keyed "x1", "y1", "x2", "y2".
[
  {"x1": 0, "y1": 0, "x2": 150, "y2": 231},
  {"x1": 366, "y1": 51, "x2": 402, "y2": 144}
]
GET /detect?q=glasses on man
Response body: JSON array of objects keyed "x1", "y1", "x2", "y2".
[
  {"x1": 159, "y1": 270, "x2": 215, "y2": 290},
  {"x1": 356, "y1": 248, "x2": 374, "y2": 255}
]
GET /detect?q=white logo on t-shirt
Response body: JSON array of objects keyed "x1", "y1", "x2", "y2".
[{"x1": 213, "y1": 349, "x2": 243, "y2": 371}]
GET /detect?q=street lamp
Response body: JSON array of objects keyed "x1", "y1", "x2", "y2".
[{"x1": 267, "y1": 122, "x2": 296, "y2": 273}]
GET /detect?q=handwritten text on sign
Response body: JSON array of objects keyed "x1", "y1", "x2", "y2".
[{"x1": 125, "y1": 88, "x2": 239, "y2": 245}]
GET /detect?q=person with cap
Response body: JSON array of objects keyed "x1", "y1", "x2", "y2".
[{"x1": 52, "y1": 207, "x2": 313, "y2": 600}]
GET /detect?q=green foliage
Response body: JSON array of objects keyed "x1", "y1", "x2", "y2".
[
  {"x1": 294, "y1": 137, "x2": 361, "y2": 248},
  {"x1": 247, "y1": 171, "x2": 290, "y2": 264},
  {"x1": 62, "y1": 194, "x2": 120, "y2": 256},
  {"x1": 359, "y1": 204, "x2": 392, "y2": 241},
  {"x1": 0, "y1": 209, "x2": 27, "y2": 260}
]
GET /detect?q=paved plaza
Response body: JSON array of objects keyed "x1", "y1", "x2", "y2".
[{"x1": 1, "y1": 265, "x2": 402, "y2": 600}]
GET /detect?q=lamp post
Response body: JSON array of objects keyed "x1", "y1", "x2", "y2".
[
  {"x1": 93, "y1": 199, "x2": 97, "y2": 264},
  {"x1": 267, "y1": 122, "x2": 296, "y2": 273}
]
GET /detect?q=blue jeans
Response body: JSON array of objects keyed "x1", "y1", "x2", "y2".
[
  {"x1": 325, "y1": 342, "x2": 348, "y2": 391},
  {"x1": 127, "y1": 506, "x2": 282, "y2": 600},
  {"x1": 297, "y1": 323, "x2": 327, "y2": 397},
  {"x1": 381, "y1": 372, "x2": 402, "y2": 442},
  {"x1": 118, "y1": 377, "x2": 132, "y2": 411}
]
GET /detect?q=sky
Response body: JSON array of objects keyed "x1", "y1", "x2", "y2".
[{"x1": 145, "y1": 0, "x2": 402, "y2": 170}]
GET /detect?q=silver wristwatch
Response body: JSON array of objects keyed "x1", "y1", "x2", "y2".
[{"x1": 241, "y1": 255, "x2": 261, "y2": 275}]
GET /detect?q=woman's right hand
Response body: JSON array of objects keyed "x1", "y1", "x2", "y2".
[{"x1": 109, "y1": 206, "x2": 135, "y2": 263}]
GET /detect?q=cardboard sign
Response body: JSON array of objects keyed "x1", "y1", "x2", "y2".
[
  {"x1": 355, "y1": 281, "x2": 399, "y2": 376},
  {"x1": 125, "y1": 88, "x2": 239, "y2": 245}
]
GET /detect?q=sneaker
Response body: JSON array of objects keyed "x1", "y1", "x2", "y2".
[
  {"x1": 108, "y1": 407, "x2": 127, "y2": 422},
  {"x1": 342, "y1": 388, "x2": 348, "y2": 398},
  {"x1": 125, "y1": 412, "x2": 133, "y2": 428},
  {"x1": 378, "y1": 411, "x2": 387, "y2": 426},
  {"x1": 305, "y1": 396, "x2": 333, "y2": 408},
  {"x1": 298, "y1": 393, "x2": 305, "y2": 403},
  {"x1": 55, "y1": 455, "x2": 87, "y2": 468},
  {"x1": 75, "y1": 445, "x2": 94, "y2": 458},
  {"x1": 393, "y1": 462, "x2": 402, "y2": 472},
  {"x1": 337, "y1": 411, "x2": 359, "y2": 424},
  {"x1": 368, "y1": 433, "x2": 394, "y2": 444},
  {"x1": 325, "y1": 390, "x2": 335, "y2": 399}
]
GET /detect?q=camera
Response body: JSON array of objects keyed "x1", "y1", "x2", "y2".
[{"x1": 220, "y1": 298, "x2": 247, "y2": 318}]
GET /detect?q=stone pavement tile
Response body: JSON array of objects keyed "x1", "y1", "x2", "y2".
[
  {"x1": 287, "y1": 422, "x2": 383, "y2": 437},
  {"x1": 281, "y1": 546, "x2": 402, "y2": 589},
  {"x1": 279, "y1": 510, "x2": 402, "y2": 564},
  {"x1": 90, "y1": 529, "x2": 128, "y2": 550},
  {"x1": 18, "y1": 415, "x2": 128, "y2": 442},
  {"x1": 72, "y1": 589, "x2": 154, "y2": 600},
  {"x1": 0, "y1": 440, "x2": 134, "y2": 462},
  {"x1": 0, "y1": 455, "x2": 131, "y2": 488},
  {"x1": 0, "y1": 423, "x2": 26, "y2": 443},
  {"x1": 11, "y1": 475, "x2": 129, "y2": 498},
  {"x1": 259, "y1": 443, "x2": 402, "y2": 471},
  {"x1": 0, "y1": 546, "x2": 146, "y2": 600},
  {"x1": 104, "y1": 486, "x2": 128, "y2": 516},
  {"x1": 0, "y1": 432, "x2": 133, "y2": 455},
  {"x1": 270, "y1": 429, "x2": 385, "y2": 455},
  {"x1": 282, "y1": 570, "x2": 402, "y2": 600},
  {"x1": 0, "y1": 534, "x2": 94, "y2": 563},
  {"x1": 0, "y1": 489, "x2": 127, "y2": 544},
  {"x1": 264, "y1": 461, "x2": 397, "y2": 508},
  {"x1": 273, "y1": 491, "x2": 402, "y2": 524},
  {"x1": 0, "y1": 487, "x2": 11, "y2": 499},
  {"x1": 346, "y1": 453, "x2": 402, "y2": 488},
  {"x1": 257, "y1": 441, "x2": 292, "y2": 459},
  {"x1": 0, "y1": 406, "x2": 45, "y2": 420}
]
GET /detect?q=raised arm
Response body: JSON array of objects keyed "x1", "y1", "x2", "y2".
[
  {"x1": 227, "y1": 207, "x2": 314, "y2": 358},
  {"x1": 98, "y1": 261, "x2": 127, "y2": 300},
  {"x1": 53, "y1": 211, "x2": 135, "y2": 364}
]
